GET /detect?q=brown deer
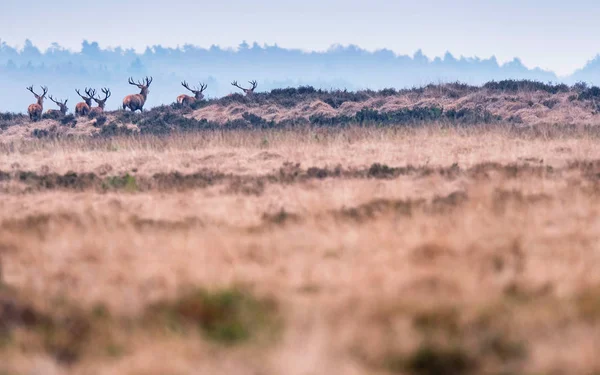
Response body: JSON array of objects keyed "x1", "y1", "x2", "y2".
[
  {"x1": 177, "y1": 81, "x2": 207, "y2": 106},
  {"x1": 90, "y1": 88, "x2": 111, "y2": 117},
  {"x1": 123, "y1": 76, "x2": 152, "y2": 112},
  {"x1": 75, "y1": 88, "x2": 95, "y2": 116},
  {"x1": 231, "y1": 80, "x2": 258, "y2": 96},
  {"x1": 26, "y1": 86, "x2": 48, "y2": 121},
  {"x1": 45, "y1": 96, "x2": 69, "y2": 118}
]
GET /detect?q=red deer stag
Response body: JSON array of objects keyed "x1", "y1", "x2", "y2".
[
  {"x1": 75, "y1": 88, "x2": 95, "y2": 116},
  {"x1": 123, "y1": 76, "x2": 152, "y2": 112},
  {"x1": 90, "y1": 88, "x2": 111, "y2": 117},
  {"x1": 45, "y1": 96, "x2": 69, "y2": 118},
  {"x1": 231, "y1": 80, "x2": 258, "y2": 96},
  {"x1": 26, "y1": 86, "x2": 48, "y2": 121},
  {"x1": 177, "y1": 81, "x2": 207, "y2": 106}
]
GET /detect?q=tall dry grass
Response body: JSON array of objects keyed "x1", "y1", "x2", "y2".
[{"x1": 1, "y1": 127, "x2": 600, "y2": 375}]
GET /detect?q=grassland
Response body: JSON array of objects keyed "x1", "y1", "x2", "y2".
[
  {"x1": 1, "y1": 125, "x2": 600, "y2": 374},
  {"x1": 4, "y1": 80, "x2": 600, "y2": 142}
]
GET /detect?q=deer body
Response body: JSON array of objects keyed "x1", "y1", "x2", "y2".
[
  {"x1": 123, "y1": 77, "x2": 152, "y2": 112},
  {"x1": 26, "y1": 86, "x2": 48, "y2": 121},
  {"x1": 231, "y1": 80, "x2": 258, "y2": 96},
  {"x1": 177, "y1": 81, "x2": 207, "y2": 106},
  {"x1": 75, "y1": 88, "x2": 95, "y2": 116},
  {"x1": 45, "y1": 96, "x2": 68, "y2": 118},
  {"x1": 90, "y1": 88, "x2": 111, "y2": 117}
]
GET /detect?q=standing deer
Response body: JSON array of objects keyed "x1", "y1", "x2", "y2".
[
  {"x1": 45, "y1": 96, "x2": 69, "y2": 118},
  {"x1": 26, "y1": 86, "x2": 48, "y2": 121},
  {"x1": 231, "y1": 80, "x2": 258, "y2": 96},
  {"x1": 177, "y1": 81, "x2": 207, "y2": 106},
  {"x1": 90, "y1": 88, "x2": 111, "y2": 117},
  {"x1": 75, "y1": 88, "x2": 95, "y2": 116},
  {"x1": 123, "y1": 76, "x2": 152, "y2": 112}
]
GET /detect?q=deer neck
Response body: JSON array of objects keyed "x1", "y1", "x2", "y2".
[{"x1": 140, "y1": 88, "x2": 148, "y2": 100}]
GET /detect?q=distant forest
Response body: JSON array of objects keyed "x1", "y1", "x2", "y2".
[{"x1": 2, "y1": 39, "x2": 600, "y2": 112}]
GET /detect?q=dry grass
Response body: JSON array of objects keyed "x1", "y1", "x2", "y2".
[
  {"x1": 188, "y1": 88, "x2": 599, "y2": 126},
  {"x1": 2, "y1": 127, "x2": 600, "y2": 374}
]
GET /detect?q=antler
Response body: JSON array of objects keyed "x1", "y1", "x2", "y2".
[
  {"x1": 40, "y1": 86, "x2": 48, "y2": 97},
  {"x1": 231, "y1": 81, "x2": 244, "y2": 90},
  {"x1": 26, "y1": 86, "x2": 38, "y2": 97},
  {"x1": 85, "y1": 88, "x2": 97, "y2": 98},
  {"x1": 181, "y1": 81, "x2": 194, "y2": 93},
  {"x1": 49, "y1": 95, "x2": 60, "y2": 105},
  {"x1": 96, "y1": 88, "x2": 111, "y2": 101},
  {"x1": 182, "y1": 81, "x2": 207, "y2": 93},
  {"x1": 76, "y1": 88, "x2": 89, "y2": 99},
  {"x1": 129, "y1": 77, "x2": 153, "y2": 87},
  {"x1": 249, "y1": 80, "x2": 258, "y2": 90}
]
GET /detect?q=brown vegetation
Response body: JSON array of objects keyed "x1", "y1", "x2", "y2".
[
  {"x1": 5, "y1": 81, "x2": 600, "y2": 141},
  {"x1": 1, "y1": 127, "x2": 600, "y2": 374}
]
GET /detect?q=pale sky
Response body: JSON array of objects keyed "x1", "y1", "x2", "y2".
[{"x1": 1, "y1": 0, "x2": 598, "y2": 76}]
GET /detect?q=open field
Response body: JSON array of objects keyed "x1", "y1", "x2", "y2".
[{"x1": 2, "y1": 126, "x2": 600, "y2": 374}]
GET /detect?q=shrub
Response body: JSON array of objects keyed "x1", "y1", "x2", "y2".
[
  {"x1": 146, "y1": 287, "x2": 278, "y2": 344},
  {"x1": 402, "y1": 345, "x2": 475, "y2": 375},
  {"x1": 98, "y1": 123, "x2": 135, "y2": 137},
  {"x1": 577, "y1": 86, "x2": 600, "y2": 100},
  {"x1": 483, "y1": 80, "x2": 569, "y2": 94},
  {"x1": 61, "y1": 114, "x2": 77, "y2": 127},
  {"x1": 104, "y1": 173, "x2": 138, "y2": 192}
]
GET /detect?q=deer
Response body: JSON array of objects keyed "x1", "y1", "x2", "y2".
[
  {"x1": 231, "y1": 80, "x2": 258, "y2": 96},
  {"x1": 75, "y1": 88, "x2": 95, "y2": 116},
  {"x1": 177, "y1": 81, "x2": 207, "y2": 106},
  {"x1": 90, "y1": 88, "x2": 111, "y2": 117},
  {"x1": 26, "y1": 86, "x2": 48, "y2": 121},
  {"x1": 45, "y1": 96, "x2": 69, "y2": 118},
  {"x1": 123, "y1": 76, "x2": 152, "y2": 112}
]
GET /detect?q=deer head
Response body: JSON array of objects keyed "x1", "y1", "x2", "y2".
[
  {"x1": 181, "y1": 81, "x2": 207, "y2": 100},
  {"x1": 27, "y1": 86, "x2": 48, "y2": 105},
  {"x1": 128, "y1": 76, "x2": 153, "y2": 98},
  {"x1": 231, "y1": 80, "x2": 258, "y2": 95},
  {"x1": 49, "y1": 95, "x2": 69, "y2": 114},
  {"x1": 93, "y1": 88, "x2": 111, "y2": 109},
  {"x1": 76, "y1": 88, "x2": 95, "y2": 106}
]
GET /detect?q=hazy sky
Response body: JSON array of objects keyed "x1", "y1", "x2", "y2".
[{"x1": 1, "y1": 0, "x2": 598, "y2": 76}]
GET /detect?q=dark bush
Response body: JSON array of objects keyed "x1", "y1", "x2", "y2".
[
  {"x1": 483, "y1": 80, "x2": 569, "y2": 94},
  {"x1": 146, "y1": 288, "x2": 278, "y2": 344},
  {"x1": 98, "y1": 123, "x2": 135, "y2": 137},
  {"x1": 577, "y1": 86, "x2": 600, "y2": 100},
  {"x1": 61, "y1": 114, "x2": 77, "y2": 127},
  {"x1": 0, "y1": 112, "x2": 24, "y2": 121},
  {"x1": 42, "y1": 112, "x2": 61, "y2": 120},
  {"x1": 241, "y1": 112, "x2": 276, "y2": 128},
  {"x1": 94, "y1": 115, "x2": 107, "y2": 127}
]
